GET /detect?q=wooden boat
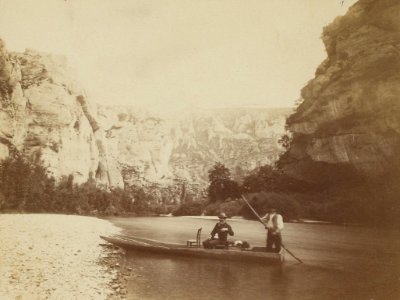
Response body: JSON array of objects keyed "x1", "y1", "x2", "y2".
[{"x1": 100, "y1": 235, "x2": 284, "y2": 264}]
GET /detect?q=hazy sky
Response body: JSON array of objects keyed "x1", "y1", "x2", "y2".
[{"x1": 0, "y1": 0, "x2": 357, "y2": 112}]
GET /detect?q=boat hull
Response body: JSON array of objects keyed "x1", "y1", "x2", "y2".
[{"x1": 100, "y1": 235, "x2": 284, "y2": 265}]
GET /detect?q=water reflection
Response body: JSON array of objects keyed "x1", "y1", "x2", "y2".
[
  {"x1": 107, "y1": 217, "x2": 400, "y2": 300},
  {"x1": 125, "y1": 251, "x2": 289, "y2": 300}
]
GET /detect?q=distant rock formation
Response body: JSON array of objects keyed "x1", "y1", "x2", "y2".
[
  {"x1": 0, "y1": 39, "x2": 289, "y2": 203},
  {"x1": 97, "y1": 105, "x2": 290, "y2": 203},
  {"x1": 280, "y1": 0, "x2": 400, "y2": 183}
]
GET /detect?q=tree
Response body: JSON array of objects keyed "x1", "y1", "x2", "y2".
[
  {"x1": 208, "y1": 162, "x2": 231, "y2": 183},
  {"x1": 0, "y1": 155, "x2": 33, "y2": 210},
  {"x1": 241, "y1": 165, "x2": 275, "y2": 193},
  {"x1": 241, "y1": 164, "x2": 315, "y2": 194},
  {"x1": 173, "y1": 201, "x2": 205, "y2": 216},
  {"x1": 208, "y1": 162, "x2": 240, "y2": 202}
]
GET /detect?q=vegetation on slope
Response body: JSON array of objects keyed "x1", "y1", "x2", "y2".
[
  {"x1": 0, "y1": 154, "x2": 169, "y2": 216},
  {"x1": 1, "y1": 154, "x2": 398, "y2": 228}
]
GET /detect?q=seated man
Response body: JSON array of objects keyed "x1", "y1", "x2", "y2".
[{"x1": 203, "y1": 213, "x2": 234, "y2": 249}]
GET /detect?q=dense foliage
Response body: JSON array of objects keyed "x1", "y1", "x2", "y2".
[
  {"x1": 203, "y1": 199, "x2": 243, "y2": 217},
  {"x1": 2, "y1": 155, "x2": 398, "y2": 228},
  {"x1": 0, "y1": 155, "x2": 166, "y2": 215},
  {"x1": 172, "y1": 200, "x2": 205, "y2": 216},
  {"x1": 207, "y1": 162, "x2": 240, "y2": 202},
  {"x1": 242, "y1": 165, "x2": 317, "y2": 193},
  {"x1": 202, "y1": 161, "x2": 400, "y2": 228},
  {"x1": 240, "y1": 192, "x2": 301, "y2": 221},
  {"x1": 204, "y1": 162, "x2": 306, "y2": 220}
]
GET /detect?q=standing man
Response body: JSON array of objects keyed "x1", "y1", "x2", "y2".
[
  {"x1": 261, "y1": 208, "x2": 284, "y2": 253},
  {"x1": 203, "y1": 212, "x2": 234, "y2": 249}
]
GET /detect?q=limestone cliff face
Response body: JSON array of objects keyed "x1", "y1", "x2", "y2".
[
  {"x1": 98, "y1": 105, "x2": 290, "y2": 202},
  {"x1": 0, "y1": 39, "x2": 289, "y2": 200},
  {"x1": 0, "y1": 40, "x2": 122, "y2": 187},
  {"x1": 281, "y1": 0, "x2": 400, "y2": 182},
  {"x1": 170, "y1": 107, "x2": 289, "y2": 184}
]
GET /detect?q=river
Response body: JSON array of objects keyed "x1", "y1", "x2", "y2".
[{"x1": 106, "y1": 216, "x2": 400, "y2": 300}]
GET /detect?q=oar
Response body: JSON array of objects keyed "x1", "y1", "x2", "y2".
[{"x1": 241, "y1": 195, "x2": 303, "y2": 263}]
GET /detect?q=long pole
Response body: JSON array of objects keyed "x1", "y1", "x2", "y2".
[{"x1": 241, "y1": 195, "x2": 303, "y2": 263}]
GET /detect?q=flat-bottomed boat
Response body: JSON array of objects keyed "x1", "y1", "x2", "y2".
[{"x1": 100, "y1": 235, "x2": 284, "y2": 264}]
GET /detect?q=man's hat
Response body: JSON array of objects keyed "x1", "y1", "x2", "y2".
[{"x1": 218, "y1": 212, "x2": 228, "y2": 219}]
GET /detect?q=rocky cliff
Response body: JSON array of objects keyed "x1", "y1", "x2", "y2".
[
  {"x1": 0, "y1": 42, "x2": 103, "y2": 182},
  {"x1": 97, "y1": 105, "x2": 289, "y2": 202},
  {"x1": 0, "y1": 40, "x2": 123, "y2": 188},
  {"x1": 0, "y1": 39, "x2": 289, "y2": 203},
  {"x1": 170, "y1": 107, "x2": 288, "y2": 183},
  {"x1": 280, "y1": 0, "x2": 400, "y2": 184}
]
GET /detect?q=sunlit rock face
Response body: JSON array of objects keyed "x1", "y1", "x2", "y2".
[
  {"x1": 0, "y1": 40, "x2": 122, "y2": 187},
  {"x1": 169, "y1": 107, "x2": 289, "y2": 183},
  {"x1": 97, "y1": 106, "x2": 175, "y2": 186},
  {"x1": 98, "y1": 106, "x2": 290, "y2": 200},
  {"x1": 1, "y1": 39, "x2": 289, "y2": 197},
  {"x1": 281, "y1": 0, "x2": 400, "y2": 182}
]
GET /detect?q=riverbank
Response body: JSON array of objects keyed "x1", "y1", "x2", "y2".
[{"x1": 0, "y1": 214, "x2": 125, "y2": 299}]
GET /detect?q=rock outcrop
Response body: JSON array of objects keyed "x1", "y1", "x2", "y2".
[
  {"x1": 280, "y1": 0, "x2": 400, "y2": 183},
  {"x1": 0, "y1": 40, "x2": 122, "y2": 187},
  {"x1": 98, "y1": 105, "x2": 290, "y2": 203},
  {"x1": 170, "y1": 107, "x2": 289, "y2": 183},
  {"x1": 0, "y1": 39, "x2": 289, "y2": 201}
]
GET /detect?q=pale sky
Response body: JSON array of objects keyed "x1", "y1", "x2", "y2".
[{"x1": 0, "y1": 0, "x2": 357, "y2": 113}]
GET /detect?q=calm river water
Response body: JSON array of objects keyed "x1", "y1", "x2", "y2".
[{"x1": 107, "y1": 216, "x2": 400, "y2": 300}]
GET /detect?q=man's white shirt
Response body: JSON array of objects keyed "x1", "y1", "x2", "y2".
[{"x1": 262, "y1": 213, "x2": 284, "y2": 232}]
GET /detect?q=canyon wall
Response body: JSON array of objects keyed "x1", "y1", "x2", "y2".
[
  {"x1": 0, "y1": 39, "x2": 289, "y2": 203},
  {"x1": 280, "y1": 0, "x2": 400, "y2": 184},
  {"x1": 0, "y1": 41, "x2": 119, "y2": 186},
  {"x1": 97, "y1": 105, "x2": 289, "y2": 203}
]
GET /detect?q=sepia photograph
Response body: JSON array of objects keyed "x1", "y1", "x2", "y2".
[{"x1": 0, "y1": 0, "x2": 399, "y2": 299}]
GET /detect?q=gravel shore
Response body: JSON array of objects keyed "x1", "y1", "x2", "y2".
[{"x1": 0, "y1": 214, "x2": 123, "y2": 299}]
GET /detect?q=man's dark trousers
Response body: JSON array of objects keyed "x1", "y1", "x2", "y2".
[{"x1": 266, "y1": 231, "x2": 282, "y2": 253}]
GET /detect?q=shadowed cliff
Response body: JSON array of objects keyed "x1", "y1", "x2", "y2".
[{"x1": 277, "y1": 0, "x2": 400, "y2": 226}]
